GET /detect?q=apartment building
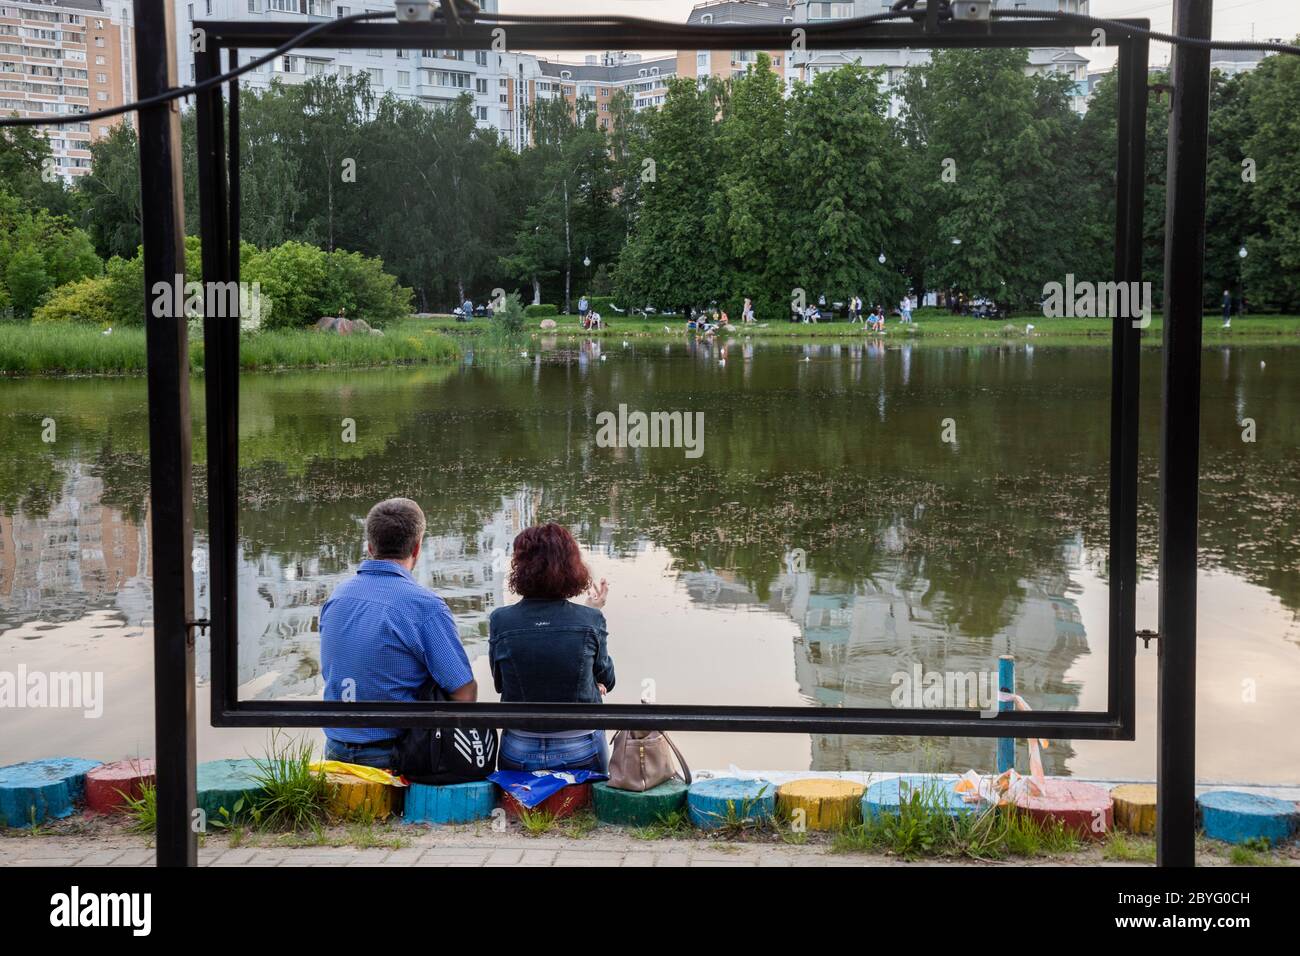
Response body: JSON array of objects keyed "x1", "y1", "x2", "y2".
[
  {"x1": 535, "y1": 52, "x2": 677, "y2": 127},
  {"x1": 174, "y1": 0, "x2": 511, "y2": 132},
  {"x1": 678, "y1": 0, "x2": 1092, "y2": 115},
  {"x1": 0, "y1": 0, "x2": 135, "y2": 180}
]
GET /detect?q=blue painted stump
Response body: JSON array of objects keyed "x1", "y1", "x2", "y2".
[
  {"x1": 0, "y1": 758, "x2": 101, "y2": 828},
  {"x1": 196, "y1": 759, "x2": 265, "y2": 824},
  {"x1": 862, "y1": 774, "x2": 975, "y2": 820},
  {"x1": 1198, "y1": 791, "x2": 1297, "y2": 845},
  {"x1": 404, "y1": 781, "x2": 496, "y2": 825},
  {"x1": 687, "y1": 777, "x2": 776, "y2": 830}
]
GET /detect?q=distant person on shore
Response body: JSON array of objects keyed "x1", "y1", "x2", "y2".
[
  {"x1": 900, "y1": 295, "x2": 914, "y2": 323},
  {"x1": 1222, "y1": 289, "x2": 1232, "y2": 328},
  {"x1": 578, "y1": 294, "x2": 589, "y2": 317},
  {"x1": 742, "y1": 297, "x2": 755, "y2": 323},
  {"x1": 320, "y1": 498, "x2": 477, "y2": 770},
  {"x1": 490, "y1": 523, "x2": 614, "y2": 773}
]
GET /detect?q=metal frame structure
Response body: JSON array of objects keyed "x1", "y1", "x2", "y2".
[{"x1": 132, "y1": 3, "x2": 1214, "y2": 865}]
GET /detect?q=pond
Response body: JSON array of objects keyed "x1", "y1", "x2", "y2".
[{"x1": 2, "y1": 337, "x2": 1297, "y2": 782}]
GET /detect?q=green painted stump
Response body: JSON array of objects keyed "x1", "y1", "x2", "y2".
[
  {"x1": 196, "y1": 759, "x2": 265, "y2": 824},
  {"x1": 592, "y1": 780, "x2": 689, "y2": 827}
]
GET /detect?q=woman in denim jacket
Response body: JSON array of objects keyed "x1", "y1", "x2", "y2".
[{"x1": 490, "y1": 523, "x2": 614, "y2": 772}]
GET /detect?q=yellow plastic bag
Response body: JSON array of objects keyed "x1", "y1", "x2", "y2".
[{"x1": 308, "y1": 760, "x2": 406, "y2": 787}]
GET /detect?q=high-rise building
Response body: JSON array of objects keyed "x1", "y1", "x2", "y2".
[
  {"x1": 678, "y1": 0, "x2": 1092, "y2": 115},
  {"x1": 0, "y1": 0, "x2": 136, "y2": 180},
  {"x1": 173, "y1": 0, "x2": 512, "y2": 133}
]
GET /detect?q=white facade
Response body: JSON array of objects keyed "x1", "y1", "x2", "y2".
[{"x1": 173, "y1": 0, "x2": 512, "y2": 136}]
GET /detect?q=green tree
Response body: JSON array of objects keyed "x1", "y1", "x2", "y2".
[
  {"x1": 5, "y1": 244, "x2": 52, "y2": 317},
  {"x1": 1241, "y1": 48, "x2": 1300, "y2": 311},
  {"x1": 898, "y1": 49, "x2": 1088, "y2": 310},
  {"x1": 615, "y1": 77, "x2": 725, "y2": 314},
  {"x1": 75, "y1": 123, "x2": 142, "y2": 259},
  {"x1": 785, "y1": 64, "x2": 908, "y2": 313}
]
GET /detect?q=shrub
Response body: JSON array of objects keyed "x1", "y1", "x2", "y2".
[
  {"x1": 586, "y1": 295, "x2": 622, "y2": 316},
  {"x1": 495, "y1": 291, "x2": 526, "y2": 334},
  {"x1": 524, "y1": 303, "x2": 558, "y2": 317},
  {"x1": 245, "y1": 240, "x2": 329, "y2": 330},
  {"x1": 321, "y1": 248, "x2": 412, "y2": 328},
  {"x1": 31, "y1": 275, "x2": 116, "y2": 326}
]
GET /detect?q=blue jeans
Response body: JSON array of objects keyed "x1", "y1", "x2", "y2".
[
  {"x1": 498, "y1": 731, "x2": 608, "y2": 774},
  {"x1": 324, "y1": 737, "x2": 400, "y2": 770}
]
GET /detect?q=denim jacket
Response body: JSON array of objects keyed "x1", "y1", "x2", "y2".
[{"x1": 488, "y1": 598, "x2": 615, "y2": 704}]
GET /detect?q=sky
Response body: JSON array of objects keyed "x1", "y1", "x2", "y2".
[{"x1": 499, "y1": 0, "x2": 1300, "y2": 71}]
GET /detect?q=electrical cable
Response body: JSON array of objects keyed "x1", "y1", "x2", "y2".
[{"x1": 2, "y1": 4, "x2": 1297, "y2": 131}]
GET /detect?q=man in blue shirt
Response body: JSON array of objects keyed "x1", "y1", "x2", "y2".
[{"x1": 320, "y1": 497, "x2": 477, "y2": 768}]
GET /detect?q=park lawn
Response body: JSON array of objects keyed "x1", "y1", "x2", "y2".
[
  {"x1": 427, "y1": 310, "x2": 1300, "y2": 345},
  {"x1": 0, "y1": 319, "x2": 460, "y2": 375}
]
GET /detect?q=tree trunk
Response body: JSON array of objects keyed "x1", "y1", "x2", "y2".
[{"x1": 563, "y1": 177, "x2": 572, "y2": 315}]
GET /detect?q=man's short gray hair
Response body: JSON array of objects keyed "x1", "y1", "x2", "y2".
[{"x1": 365, "y1": 498, "x2": 426, "y2": 560}]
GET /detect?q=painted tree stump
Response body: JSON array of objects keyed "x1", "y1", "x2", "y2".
[
  {"x1": 687, "y1": 777, "x2": 776, "y2": 830},
  {"x1": 592, "y1": 780, "x2": 688, "y2": 827},
  {"x1": 85, "y1": 759, "x2": 156, "y2": 814},
  {"x1": 196, "y1": 759, "x2": 265, "y2": 824},
  {"x1": 1013, "y1": 779, "x2": 1113, "y2": 839},
  {"x1": 1110, "y1": 784, "x2": 1157, "y2": 835},
  {"x1": 863, "y1": 774, "x2": 975, "y2": 820},
  {"x1": 499, "y1": 782, "x2": 592, "y2": 821},
  {"x1": 326, "y1": 772, "x2": 395, "y2": 820},
  {"x1": 1198, "y1": 791, "x2": 1296, "y2": 845},
  {"x1": 777, "y1": 778, "x2": 865, "y2": 830},
  {"x1": 404, "y1": 781, "x2": 496, "y2": 825},
  {"x1": 0, "y1": 758, "x2": 101, "y2": 828}
]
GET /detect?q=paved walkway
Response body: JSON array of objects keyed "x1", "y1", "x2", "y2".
[{"x1": 1, "y1": 832, "x2": 916, "y2": 867}]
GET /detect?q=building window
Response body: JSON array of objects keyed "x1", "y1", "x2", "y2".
[
  {"x1": 397, "y1": 70, "x2": 409, "y2": 86},
  {"x1": 475, "y1": 50, "x2": 488, "y2": 65},
  {"x1": 475, "y1": 77, "x2": 487, "y2": 93},
  {"x1": 367, "y1": 67, "x2": 382, "y2": 85}
]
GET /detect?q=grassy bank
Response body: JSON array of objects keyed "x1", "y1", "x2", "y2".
[
  {"x1": 0, "y1": 320, "x2": 460, "y2": 375},
  {"x1": 430, "y1": 310, "x2": 1300, "y2": 346}
]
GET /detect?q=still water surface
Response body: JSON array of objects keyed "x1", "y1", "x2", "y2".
[{"x1": 2, "y1": 338, "x2": 1297, "y2": 780}]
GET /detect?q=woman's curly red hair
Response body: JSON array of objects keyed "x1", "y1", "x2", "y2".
[{"x1": 507, "y1": 523, "x2": 591, "y2": 599}]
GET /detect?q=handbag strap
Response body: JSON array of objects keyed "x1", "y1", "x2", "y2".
[{"x1": 659, "y1": 732, "x2": 692, "y2": 785}]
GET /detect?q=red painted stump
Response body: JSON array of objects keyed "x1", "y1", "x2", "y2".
[
  {"x1": 1013, "y1": 779, "x2": 1113, "y2": 840},
  {"x1": 499, "y1": 783, "x2": 592, "y2": 821},
  {"x1": 84, "y1": 759, "x2": 156, "y2": 814}
]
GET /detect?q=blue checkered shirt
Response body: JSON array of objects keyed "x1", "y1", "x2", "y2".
[{"x1": 320, "y1": 559, "x2": 474, "y2": 744}]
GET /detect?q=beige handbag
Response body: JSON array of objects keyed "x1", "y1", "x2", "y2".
[{"x1": 607, "y1": 730, "x2": 692, "y2": 792}]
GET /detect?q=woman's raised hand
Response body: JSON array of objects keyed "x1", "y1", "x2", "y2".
[{"x1": 586, "y1": 577, "x2": 609, "y2": 609}]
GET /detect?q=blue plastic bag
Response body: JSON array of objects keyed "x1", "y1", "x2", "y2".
[{"x1": 489, "y1": 769, "x2": 607, "y2": 808}]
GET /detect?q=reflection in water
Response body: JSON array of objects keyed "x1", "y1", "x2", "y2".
[{"x1": 2, "y1": 341, "x2": 1298, "y2": 779}]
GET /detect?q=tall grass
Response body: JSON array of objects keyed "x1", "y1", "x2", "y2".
[
  {"x1": 0, "y1": 320, "x2": 459, "y2": 375},
  {"x1": 247, "y1": 732, "x2": 334, "y2": 832},
  {"x1": 833, "y1": 780, "x2": 1084, "y2": 861}
]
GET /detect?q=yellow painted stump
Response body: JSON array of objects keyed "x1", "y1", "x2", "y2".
[
  {"x1": 777, "y1": 779, "x2": 865, "y2": 831},
  {"x1": 326, "y1": 772, "x2": 395, "y2": 821},
  {"x1": 1110, "y1": 784, "x2": 1157, "y2": 835}
]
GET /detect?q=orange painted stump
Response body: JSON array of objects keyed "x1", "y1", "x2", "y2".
[
  {"x1": 1013, "y1": 780, "x2": 1113, "y2": 840},
  {"x1": 84, "y1": 759, "x2": 155, "y2": 814},
  {"x1": 500, "y1": 783, "x2": 592, "y2": 821}
]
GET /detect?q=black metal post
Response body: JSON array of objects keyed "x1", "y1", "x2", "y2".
[
  {"x1": 1158, "y1": 0, "x2": 1213, "y2": 868},
  {"x1": 195, "y1": 46, "x2": 241, "y2": 722},
  {"x1": 134, "y1": 0, "x2": 197, "y2": 867},
  {"x1": 1109, "y1": 35, "x2": 1148, "y2": 737}
]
